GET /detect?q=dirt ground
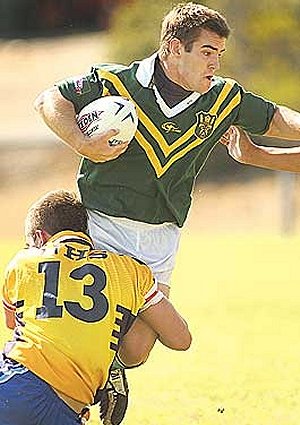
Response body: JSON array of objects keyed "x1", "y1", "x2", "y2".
[{"x1": 0, "y1": 34, "x2": 299, "y2": 240}]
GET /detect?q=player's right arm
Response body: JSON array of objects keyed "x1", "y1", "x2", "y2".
[
  {"x1": 117, "y1": 261, "x2": 191, "y2": 368},
  {"x1": 34, "y1": 86, "x2": 128, "y2": 163},
  {"x1": 130, "y1": 262, "x2": 191, "y2": 351},
  {"x1": 138, "y1": 296, "x2": 192, "y2": 351},
  {"x1": 118, "y1": 293, "x2": 191, "y2": 368}
]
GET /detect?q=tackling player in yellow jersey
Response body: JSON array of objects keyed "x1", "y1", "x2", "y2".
[{"x1": 0, "y1": 190, "x2": 191, "y2": 425}]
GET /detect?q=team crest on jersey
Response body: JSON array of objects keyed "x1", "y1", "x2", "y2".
[
  {"x1": 161, "y1": 122, "x2": 181, "y2": 134},
  {"x1": 195, "y1": 112, "x2": 217, "y2": 139}
]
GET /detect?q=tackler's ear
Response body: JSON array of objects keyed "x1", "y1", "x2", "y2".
[{"x1": 33, "y1": 229, "x2": 51, "y2": 248}]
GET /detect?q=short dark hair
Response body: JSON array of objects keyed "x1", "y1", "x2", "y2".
[
  {"x1": 25, "y1": 189, "x2": 88, "y2": 243},
  {"x1": 159, "y1": 2, "x2": 231, "y2": 57}
]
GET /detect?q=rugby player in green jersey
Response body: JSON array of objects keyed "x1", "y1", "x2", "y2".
[{"x1": 34, "y1": 2, "x2": 300, "y2": 423}]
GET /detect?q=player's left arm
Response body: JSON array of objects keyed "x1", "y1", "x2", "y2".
[
  {"x1": 234, "y1": 83, "x2": 299, "y2": 140},
  {"x1": 264, "y1": 105, "x2": 300, "y2": 140},
  {"x1": 2, "y1": 258, "x2": 19, "y2": 329},
  {"x1": 2, "y1": 301, "x2": 16, "y2": 329},
  {"x1": 225, "y1": 85, "x2": 300, "y2": 171},
  {"x1": 2, "y1": 281, "x2": 16, "y2": 329},
  {"x1": 220, "y1": 126, "x2": 300, "y2": 172}
]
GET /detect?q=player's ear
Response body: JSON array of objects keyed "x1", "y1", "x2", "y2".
[
  {"x1": 168, "y1": 38, "x2": 183, "y2": 56},
  {"x1": 34, "y1": 229, "x2": 51, "y2": 247}
]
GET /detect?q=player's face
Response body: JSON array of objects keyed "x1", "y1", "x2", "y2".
[{"x1": 175, "y1": 29, "x2": 227, "y2": 93}]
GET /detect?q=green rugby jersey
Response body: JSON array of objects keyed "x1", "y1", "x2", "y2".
[{"x1": 58, "y1": 53, "x2": 276, "y2": 227}]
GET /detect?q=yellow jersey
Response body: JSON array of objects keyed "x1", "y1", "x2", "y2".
[{"x1": 2, "y1": 231, "x2": 161, "y2": 405}]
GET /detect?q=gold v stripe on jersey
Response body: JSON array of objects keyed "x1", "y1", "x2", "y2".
[{"x1": 97, "y1": 70, "x2": 240, "y2": 178}]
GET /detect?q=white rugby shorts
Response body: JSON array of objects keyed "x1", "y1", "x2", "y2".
[{"x1": 87, "y1": 210, "x2": 181, "y2": 286}]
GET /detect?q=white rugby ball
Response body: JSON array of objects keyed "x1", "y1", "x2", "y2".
[{"x1": 76, "y1": 96, "x2": 138, "y2": 146}]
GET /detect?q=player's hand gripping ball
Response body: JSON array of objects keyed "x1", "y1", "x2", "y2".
[{"x1": 76, "y1": 96, "x2": 138, "y2": 146}]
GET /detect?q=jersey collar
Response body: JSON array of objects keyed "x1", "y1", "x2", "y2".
[
  {"x1": 135, "y1": 52, "x2": 157, "y2": 88},
  {"x1": 48, "y1": 231, "x2": 94, "y2": 249}
]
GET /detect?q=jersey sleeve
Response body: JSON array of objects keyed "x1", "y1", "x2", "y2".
[
  {"x1": 56, "y1": 67, "x2": 104, "y2": 114},
  {"x1": 134, "y1": 262, "x2": 164, "y2": 312},
  {"x1": 139, "y1": 278, "x2": 164, "y2": 312},
  {"x1": 234, "y1": 86, "x2": 277, "y2": 135}
]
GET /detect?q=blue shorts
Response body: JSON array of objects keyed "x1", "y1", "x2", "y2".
[{"x1": 0, "y1": 358, "x2": 81, "y2": 425}]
